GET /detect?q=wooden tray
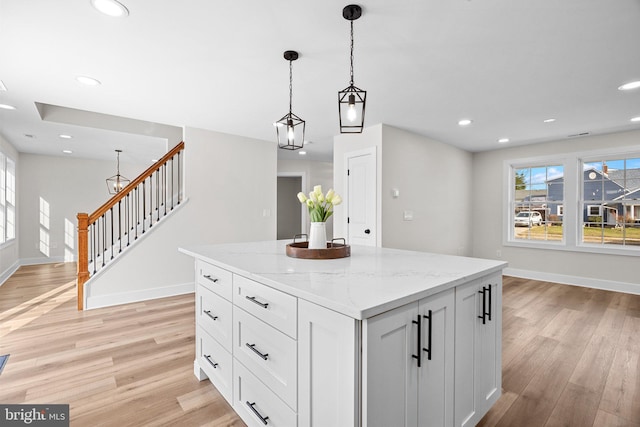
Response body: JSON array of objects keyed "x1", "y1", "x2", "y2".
[{"x1": 286, "y1": 242, "x2": 351, "y2": 259}]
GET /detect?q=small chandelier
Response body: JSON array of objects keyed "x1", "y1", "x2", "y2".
[
  {"x1": 338, "y1": 4, "x2": 366, "y2": 134},
  {"x1": 106, "y1": 149, "x2": 130, "y2": 194},
  {"x1": 276, "y1": 50, "x2": 305, "y2": 150}
]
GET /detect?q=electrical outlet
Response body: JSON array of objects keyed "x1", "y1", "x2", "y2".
[
  {"x1": 496, "y1": 249, "x2": 502, "y2": 258},
  {"x1": 403, "y1": 210, "x2": 413, "y2": 221}
]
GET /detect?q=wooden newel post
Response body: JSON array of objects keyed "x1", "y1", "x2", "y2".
[{"x1": 77, "y1": 212, "x2": 89, "y2": 311}]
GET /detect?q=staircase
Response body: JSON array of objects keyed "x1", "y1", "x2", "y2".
[{"x1": 76, "y1": 141, "x2": 185, "y2": 310}]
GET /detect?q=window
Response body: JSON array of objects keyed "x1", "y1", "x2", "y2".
[
  {"x1": 511, "y1": 164, "x2": 564, "y2": 242},
  {"x1": 581, "y1": 158, "x2": 640, "y2": 247},
  {"x1": 557, "y1": 205, "x2": 564, "y2": 216},
  {"x1": 0, "y1": 152, "x2": 16, "y2": 245}
]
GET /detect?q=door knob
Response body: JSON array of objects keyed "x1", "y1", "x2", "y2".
[{"x1": 364, "y1": 229, "x2": 371, "y2": 234}]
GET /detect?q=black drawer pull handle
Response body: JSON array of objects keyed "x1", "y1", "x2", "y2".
[
  {"x1": 204, "y1": 355, "x2": 218, "y2": 369},
  {"x1": 246, "y1": 401, "x2": 269, "y2": 425},
  {"x1": 412, "y1": 314, "x2": 422, "y2": 367},
  {"x1": 246, "y1": 343, "x2": 269, "y2": 360},
  {"x1": 203, "y1": 310, "x2": 218, "y2": 321},
  {"x1": 246, "y1": 295, "x2": 269, "y2": 309},
  {"x1": 423, "y1": 309, "x2": 432, "y2": 361},
  {"x1": 203, "y1": 274, "x2": 219, "y2": 283}
]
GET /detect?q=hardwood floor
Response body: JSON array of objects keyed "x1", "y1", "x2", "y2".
[
  {"x1": 480, "y1": 276, "x2": 640, "y2": 427},
  {"x1": 1, "y1": 265, "x2": 639, "y2": 426},
  {"x1": 0, "y1": 263, "x2": 245, "y2": 426}
]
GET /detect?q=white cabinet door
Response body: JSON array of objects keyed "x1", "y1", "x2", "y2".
[
  {"x1": 363, "y1": 302, "x2": 419, "y2": 427},
  {"x1": 454, "y1": 275, "x2": 502, "y2": 427},
  {"x1": 418, "y1": 289, "x2": 455, "y2": 427},
  {"x1": 298, "y1": 300, "x2": 359, "y2": 427}
]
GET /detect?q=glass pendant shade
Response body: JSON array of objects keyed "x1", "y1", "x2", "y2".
[
  {"x1": 276, "y1": 50, "x2": 305, "y2": 150},
  {"x1": 276, "y1": 113, "x2": 305, "y2": 150},
  {"x1": 106, "y1": 150, "x2": 130, "y2": 194},
  {"x1": 338, "y1": 85, "x2": 366, "y2": 133}
]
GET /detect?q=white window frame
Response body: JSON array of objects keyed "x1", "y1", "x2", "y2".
[
  {"x1": 0, "y1": 151, "x2": 16, "y2": 248},
  {"x1": 505, "y1": 157, "x2": 567, "y2": 248},
  {"x1": 504, "y1": 145, "x2": 640, "y2": 257},
  {"x1": 587, "y1": 205, "x2": 602, "y2": 217}
]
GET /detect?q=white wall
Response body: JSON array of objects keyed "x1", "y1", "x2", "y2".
[
  {"x1": 0, "y1": 134, "x2": 19, "y2": 284},
  {"x1": 86, "y1": 127, "x2": 277, "y2": 308},
  {"x1": 277, "y1": 159, "x2": 334, "y2": 239},
  {"x1": 472, "y1": 129, "x2": 640, "y2": 290},
  {"x1": 381, "y1": 125, "x2": 473, "y2": 255},
  {"x1": 333, "y1": 124, "x2": 473, "y2": 255},
  {"x1": 17, "y1": 154, "x2": 149, "y2": 264}
]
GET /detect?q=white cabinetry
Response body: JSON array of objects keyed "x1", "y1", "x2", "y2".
[
  {"x1": 363, "y1": 288, "x2": 455, "y2": 427},
  {"x1": 454, "y1": 273, "x2": 502, "y2": 427},
  {"x1": 184, "y1": 243, "x2": 504, "y2": 427}
]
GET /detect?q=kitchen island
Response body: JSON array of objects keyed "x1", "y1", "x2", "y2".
[{"x1": 179, "y1": 240, "x2": 506, "y2": 427}]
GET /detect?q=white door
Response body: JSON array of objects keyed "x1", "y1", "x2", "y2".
[{"x1": 346, "y1": 148, "x2": 377, "y2": 246}]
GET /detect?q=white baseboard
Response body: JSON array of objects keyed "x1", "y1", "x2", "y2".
[
  {"x1": 85, "y1": 282, "x2": 195, "y2": 310},
  {"x1": 504, "y1": 267, "x2": 640, "y2": 295},
  {"x1": 0, "y1": 260, "x2": 20, "y2": 287},
  {"x1": 20, "y1": 256, "x2": 66, "y2": 266}
]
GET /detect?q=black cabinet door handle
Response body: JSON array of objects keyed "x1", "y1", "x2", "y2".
[
  {"x1": 412, "y1": 314, "x2": 422, "y2": 367},
  {"x1": 423, "y1": 309, "x2": 432, "y2": 361},
  {"x1": 364, "y1": 229, "x2": 371, "y2": 234},
  {"x1": 246, "y1": 401, "x2": 269, "y2": 425},
  {"x1": 478, "y1": 287, "x2": 487, "y2": 324}
]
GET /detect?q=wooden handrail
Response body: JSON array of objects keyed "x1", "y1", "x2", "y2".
[
  {"x1": 77, "y1": 141, "x2": 185, "y2": 310},
  {"x1": 90, "y1": 141, "x2": 184, "y2": 223}
]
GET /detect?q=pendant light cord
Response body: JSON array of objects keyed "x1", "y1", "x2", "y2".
[
  {"x1": 349, "y1": 20, "x2": 355, "y2": 86},
  {"x1": 289, "y1": 59, "x2": 293, "y2": 114}
]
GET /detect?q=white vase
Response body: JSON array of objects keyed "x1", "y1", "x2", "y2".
[{"x1": 308, "y1": 222, "x2": 327, "y2": 249}]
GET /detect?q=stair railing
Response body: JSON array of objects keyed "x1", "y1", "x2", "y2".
[{"x1": 77, "y1": 141, "x2": 185, "y2": 310}]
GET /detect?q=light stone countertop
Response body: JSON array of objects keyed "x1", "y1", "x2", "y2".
[{"x1": 179, "y1": 240, "x2": 507, "y2": 320}]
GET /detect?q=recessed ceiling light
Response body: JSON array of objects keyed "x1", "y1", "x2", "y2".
[
  {"x1": 75, "y1": 75, "x2": 101, "y2": 86},
  {"x1": 62, "y1": 150, "x2": 73, "y2": 154},
  {"x1": 0, "y1": 103, "x2": 16, "y2": 110},
  {"x1": 0, "y1": 80, "x2": 7, "y2": 91},
  {"x1": 273, "y1": 122, "x2": 284, "y2": 127},
  {"x1": 59, "y1": 134, "x2": 73, "y2": 139},
  {"x1": 458, "y1": 119, "x2": 473, "y2": 126},
  {"x1": 498, "y1": 138, "x2": 510, "y2": 144},
  {"x1": 90, "y1": 0, "x2": 129, "y2": 17},
  {"x1": 151, "y1": 159, "x2": 158, "y2": 162},
  {"x1": 631, "y1": 116, "x2": 640, "y2": 122},
  {"x1": 299, "y1": 151, "x2": 307, "y2": 155},
  {"x1": 618, "y1": 81, "x2": 640, "y2": 91},
  {"x1": 543, "y1": 118, "x2": 556, "y2": 123}
]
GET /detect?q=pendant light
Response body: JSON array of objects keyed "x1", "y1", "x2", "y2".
[
  {"x1": 338, "y1": 4, "x2": 366, "y2": 133},
  {"x1": 106, "y1": 149, "x2": 130, "y2": 194},
  {"x1": 276, "y1": 50, "x2": 305, "y2": 150}
]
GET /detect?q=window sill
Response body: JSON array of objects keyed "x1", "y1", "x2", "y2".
[
  {"x1": 0, "y1": 238, "x2": 16, "y2": 251},
  {"x1": 504, "y1": 239, "x2": 640, "y2": 257}
]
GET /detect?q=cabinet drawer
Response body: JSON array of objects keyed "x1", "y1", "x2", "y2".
[
  {"x1": 197, "y1": 285, "x2": 233, "y2": 350},
  {"x1": 197, "y1": 326, "x2": 233, "y2": 404},
  {"x1": 197, "y1": 260, "x2": 232, "y2": 301},
  {"x1": 234, "y1": 359, "x2": 297, "y2": 427},
  {"x1": 233, "y1": 275, "x2": 297, "y2": 338},
  {"x1": 233, "y1": 306, "x2": 297, "y2": 409}
]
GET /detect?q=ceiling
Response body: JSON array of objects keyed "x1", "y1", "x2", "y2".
[{"x1": 1, "y1": 0, "x2": 639, "y2": 164}]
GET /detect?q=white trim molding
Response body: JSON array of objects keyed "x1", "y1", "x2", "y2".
[
  {"x1": 0, "y1": 260, "x2": 20, "y2": 287},
  {"x1": 85, "y1": 281, "x2": 194, "y2": 310},
  {"x1": 504, "y1": 267, "x2": 640, "y2": 295}
]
